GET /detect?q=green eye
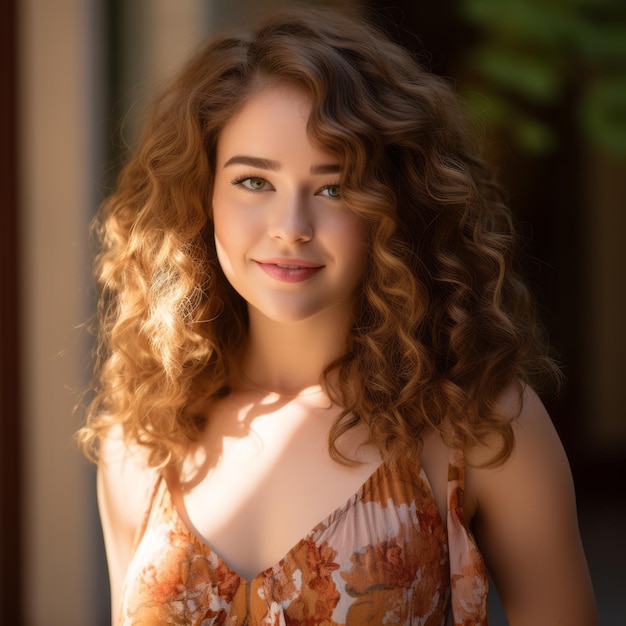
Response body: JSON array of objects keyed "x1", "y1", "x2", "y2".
[
  {"x1": 321, "y1": 185, "x2": 341, "y2": 199},
  {"x1": 232, "y1": 176, "x2": 272, "y2": 192},
  {"x1": 247, "y1": 177, "x2": 266, "y2": 190}
]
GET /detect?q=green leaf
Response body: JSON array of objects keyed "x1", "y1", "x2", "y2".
[
  {"x1": 513, "y1": 117, "x2": 557, "y2": 153},
  {"x1": 580, "y1": 77, "x2": 626, "y2": 157},
  {"x1": 461, "y1": 90, "x2": 557, "y2": 154},
  {"x1": 472, "y1": 47, "x2": 563, "y2": 103}
]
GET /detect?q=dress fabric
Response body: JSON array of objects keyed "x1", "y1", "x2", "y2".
[{"x1": 118, "y1": 449, "x2": 488, "y2": 625}]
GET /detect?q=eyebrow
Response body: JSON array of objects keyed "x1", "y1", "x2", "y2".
[{"x1": 223, "y1": 155, "x2": 340, "y2": 175}]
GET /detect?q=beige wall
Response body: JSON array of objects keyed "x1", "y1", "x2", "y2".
[{"x1": 19, "y1": 0, "x2": 97, "y2": 623}]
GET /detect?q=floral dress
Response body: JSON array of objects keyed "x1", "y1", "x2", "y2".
[{"x1": 118, "y1": 449, "x2": 488, "y2": 625}]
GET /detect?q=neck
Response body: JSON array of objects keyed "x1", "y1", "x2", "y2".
[{"x1": 238, "y1": 308, "x2": 352, "y2": 396}]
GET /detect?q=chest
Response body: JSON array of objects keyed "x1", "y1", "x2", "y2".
[
  {"x1": 123, "y1": 456, "x2": 451, "y2": 625},
  {"x1": 119, "y1": 405, "x2": 490, "y2": 625},
  {"x1": 175, "y1": 395, "x2": 385, "y2": 580}
]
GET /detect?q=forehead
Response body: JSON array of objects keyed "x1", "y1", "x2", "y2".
[
  {"x1": 215, "y1": 84, "x2": 325, "y2": 160},
  {"x1": 221, "y1": 84, "x2": 310, "y2": 129}
]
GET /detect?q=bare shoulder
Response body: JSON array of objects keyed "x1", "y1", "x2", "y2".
[
  {"x1": 98, "y1": 424, "x2": 158, "y2": 531},
  {"x1": 465, "y1": 383, "x2": 598, "y2": 625},
  {"x1": 98, "y1": 424, "x2": 159, "y2": 623},
  {"x1": 465, "y1": 382, "x2": 572, "y2": 512}
]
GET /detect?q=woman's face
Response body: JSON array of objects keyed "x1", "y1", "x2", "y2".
[{"x1": 212, "y1": 84, "x2": 369, "y2": 327}]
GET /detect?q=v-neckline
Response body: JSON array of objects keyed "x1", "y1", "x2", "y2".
[{"x1": 163, "y1": 459, "x2": 394, "y2": 584}]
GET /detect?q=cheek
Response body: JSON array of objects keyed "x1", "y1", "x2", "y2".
[
  {"x1": 212, "y1": 183, "x2": 240, "y2": 239},
  {"x1": 212, "y1": 197, "x2": 242, "y2": 280},
  {"x1": 343, "y1": 215, "x2": 369, "y2": 259},
  {"x1": 213, "y1": 235, "x2": 234, "y2": 279}
]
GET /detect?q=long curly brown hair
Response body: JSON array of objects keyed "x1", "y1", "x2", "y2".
[{"x1": 79, "y1": 6, "x2": 560, "y2": 468}]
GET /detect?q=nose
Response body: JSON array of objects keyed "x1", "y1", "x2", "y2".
[{"x1": 268, "y1": 191, "x2": 313, "y2": 243}]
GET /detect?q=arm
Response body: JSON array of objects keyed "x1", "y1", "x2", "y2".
[
  {"x1": 466, "y1": 384, "x2": 598, "y2": 626},
  {"x1": 98, "y1": 425, "x2": 158, "y2": 625}
]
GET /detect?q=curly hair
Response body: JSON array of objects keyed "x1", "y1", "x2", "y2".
[{"x1": 79, "y1": 5, "x2": 560, "y2": 469}]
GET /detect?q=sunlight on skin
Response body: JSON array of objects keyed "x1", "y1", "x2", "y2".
[
  {"x1": 174, "y1": 388, "x2": 382, "y2": 582},
  {"x1": 179, "y1": 390, "x2": 335, "y2": 489}
]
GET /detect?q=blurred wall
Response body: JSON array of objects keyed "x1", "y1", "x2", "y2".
[
  {"x1": 584, "y1": 149, "x2": 626, "y2": 452},
  {"x1": 19, "y1": 0, "x2": 101, "y2": 623},
  {"x1": 0, "y1": 0, "x2": 21, "y2": 619}
]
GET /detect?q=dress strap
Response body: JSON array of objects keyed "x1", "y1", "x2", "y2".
[
  {"x1": 446, "y1": 448, "x2": 489, "y2": 625},
  {"x1": 129, "y1": 471, "x2": 164, "y2": 555}
]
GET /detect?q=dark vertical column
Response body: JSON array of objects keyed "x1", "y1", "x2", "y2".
[{"x1": 0, "y1": 0, "x2": 23, "y2": 623}]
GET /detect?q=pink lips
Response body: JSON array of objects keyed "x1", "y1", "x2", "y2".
[{"x1": 254, "y1": 258, "x2": 323, "y2": 283}]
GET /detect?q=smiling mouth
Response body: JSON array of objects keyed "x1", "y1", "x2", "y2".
[
  {"x1": 276, "y1": 263, "x2": 310, "y2": 269},
  {"x1": 255, "y1": 261, "x2": 323, "y2": 282}
]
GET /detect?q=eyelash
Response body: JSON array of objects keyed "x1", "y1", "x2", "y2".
[
  {"x1": 230, "y1": 175, "x2": 272, "y2": 193},
  {"x1": 230, "y1": 175, "x2": 341, "y2": 199}
]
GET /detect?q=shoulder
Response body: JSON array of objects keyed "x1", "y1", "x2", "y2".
[
  {"x1": 464, "y1": 382, "x2": 570, "y2": 515},
  {"x1": 464, "y1": 382, "x2": 597, "y2": 625},
  {"x1": 98, "y1": 424, "x2": 160, "y2": 621},
  {"x1": 98, "y1": 424, "x2": 159, "y2": 530}
]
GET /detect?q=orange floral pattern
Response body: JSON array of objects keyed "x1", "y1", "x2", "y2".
[{"x1": 118, "y1": 454, "x2": 488, "y2": 625}]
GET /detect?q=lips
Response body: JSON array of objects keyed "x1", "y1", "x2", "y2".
[{"x1": 254, "y1": 258, "x2": 323, "y2": 283}]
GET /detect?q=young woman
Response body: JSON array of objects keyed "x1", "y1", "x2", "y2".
[{"x1": 80, "y1": 6, "x2": 597, "y2": 625}]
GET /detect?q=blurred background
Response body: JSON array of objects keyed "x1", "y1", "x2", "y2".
[{"x1": 1, "y1": 0, "x2": 624, "y2": 624}]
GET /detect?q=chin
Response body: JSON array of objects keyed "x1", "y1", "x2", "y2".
[{"x1": 250, "y1": 299, "x2": 351, "y2": 327}]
